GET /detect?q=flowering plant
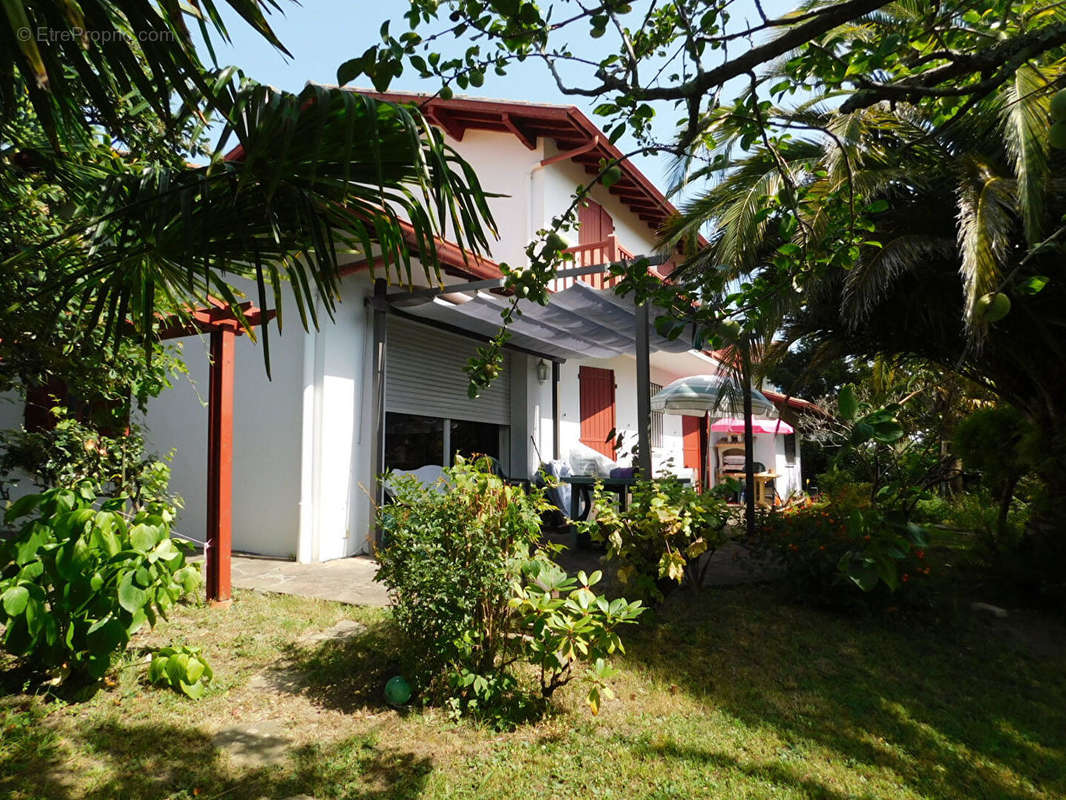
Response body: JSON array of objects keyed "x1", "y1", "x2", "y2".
[{"x1": 757, "y1": 501, "x2": 929, "y2": 604}]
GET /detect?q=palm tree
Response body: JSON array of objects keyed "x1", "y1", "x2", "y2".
[
  {"x1": 3, "y1": 78, "x2": 497, "y2": 372},
  {"x1": 661, "y1": 44, "x2": 1066, "y2": 548},
  {"x1": 1, "y1": 0, "x2": 288, "y2": 143}
]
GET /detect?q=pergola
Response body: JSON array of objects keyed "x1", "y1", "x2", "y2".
[
  {"x1": 369, "y1": 255, "x2": 684, "y2": 512},
  {"x1": 158, "y1": 298, "x2": 274, "y2": 604}
]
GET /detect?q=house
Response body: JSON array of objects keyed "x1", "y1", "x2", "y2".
[{"x1": 0, "y1": 91, "x2": 809, "y2": 562}]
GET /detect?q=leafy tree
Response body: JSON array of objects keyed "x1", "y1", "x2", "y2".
[
  {"x1": 341, "y1": 1, "x2": 1066, "y2": 149},
  {"x1": 954, "y1": 405, "x2": 1037, "y2": 541},
  {"x1": 764, "y1": 340, "x2": 864, "y2": 402},
  {"x1": 658, "y1": 10, "x2": 1066, "y2": 562}
]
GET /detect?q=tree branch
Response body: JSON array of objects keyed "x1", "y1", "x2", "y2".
[{"x1": 841, "y1": 20, "x2": 1066, "y2": 111}]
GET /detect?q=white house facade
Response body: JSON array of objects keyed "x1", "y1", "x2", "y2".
[{"x1": 1, "y1": 92, "x2": 808, "y2": 562}]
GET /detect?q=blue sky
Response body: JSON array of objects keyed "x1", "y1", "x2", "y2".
[{"x1": 197, "y1": 0, "x2": 789, "y2": 187}]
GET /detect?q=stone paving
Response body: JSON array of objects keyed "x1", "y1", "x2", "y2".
[
  {"x1": 230, "y1": 554, "x2": 389, "y2": 607},
  {"x1": 226, "y1": 534, "x2": 770, "y2": 610}
]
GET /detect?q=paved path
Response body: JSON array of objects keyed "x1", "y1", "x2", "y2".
[
  {"x1": 230, "y1": 554, "x2": 390, "y2": 607},
  {"x1": 226, "y1": 535, "x2": 772, "y2": 609}
]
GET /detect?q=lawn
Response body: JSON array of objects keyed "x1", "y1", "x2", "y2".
[{"x1": 2, "y1": 579, "x2": 1065, "y2": 800}]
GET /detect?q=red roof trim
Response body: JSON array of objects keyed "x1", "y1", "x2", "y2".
[
  {"x1": 762, "y1": 389, "x2": 826, "y2": 416},
  {"x1": 351, "y1": 90, "x2": 692, "y2": 238},
  {"x1": 340, "y1": 219, "x2": 502, "y2": 282}
]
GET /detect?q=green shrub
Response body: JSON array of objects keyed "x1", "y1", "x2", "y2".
[
  {"x1": 509, "y1": 561, "x2": 642, "y2": 714},
  {"x1": 581, "y1": 477, "x2": 731, "y2": 603},
  {"x1": 148, "y1": 644, "x2": 214, "y2": 699},
  {"x1": 815, "y1": 467, "x2": 873, "y2": 508},
  {"x1": 375, "y1": 456, "x2": 642, "y2": 723},
  {"x1": 754, "y1": 501, "x2": 929, "y2": 607},
  {"x1": 1, "y1": 410, "x2": 178, "y2": 509},
  {"x1": 913, "y1": 494, "x2": 953, "y2": 525},
  {"x1": 0, "y1": 483, "x2": 201, "y2": 682}
]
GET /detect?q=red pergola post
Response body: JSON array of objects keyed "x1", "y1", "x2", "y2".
[
  {"x1": 156, "y1": 299, "x2": 274, "y2": 607},
  {"x1": 205, "y1": 326, "x2": 236, "y2": 604}
]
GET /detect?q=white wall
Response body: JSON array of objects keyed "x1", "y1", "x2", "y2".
[
  {"x1": 143, "y1": 282, "x2": 305, "y2": 559},
  {"x1": 444, "y1": 129, "x2": 546, "y2": 269},
  {"x1": 539, "y1": 143, "x2": 659, "y2": 255},
  {"x1": 773, "y1": 434, "x2": 803, "y2": 499},
  {"x1": 550, "y1": 351, "x2": 696, "y2": 477},
  {"x1": 299, "y1": 273, "x2": 377, "y2": 561},
  {"x1": 440, "y1": 129, "x2": 663, "y2": 267}
]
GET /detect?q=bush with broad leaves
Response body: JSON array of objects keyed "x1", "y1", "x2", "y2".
[
  {"x1": 375, "y1": 456, "x2": 642, "y2": 724},
  {"x1": 148, "y1": 644, "x2": 214, "y2": 699},
  {"x1": 581, "y1": 477, "x2": 733, "y2": 603},
  {"x1": 0, "y1": 483, "x2": 200, "y2": 683}
]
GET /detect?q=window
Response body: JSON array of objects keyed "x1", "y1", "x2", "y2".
[
  {"x1": 650, "y1": 382, "x2": 663, "y2": 449},
  {"x1": 784, "y1": 433, "x2": 797, "y2": 466},
  {"x1": 578, "y1": 200, "x2": 614, "y2": 244},
  {"x1": 385, "y1": 413, "x2": 444, "y2": 470},
  {"x1": 450, "y1": 418, "x2": 502, "y2": 463},
  {"x1": 385, "y1": 412, "x2": 505, "y2": 471}
]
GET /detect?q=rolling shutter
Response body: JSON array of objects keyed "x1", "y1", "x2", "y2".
[{"x1": 386, "y1": 317, "x2": 510, "y2": 424}]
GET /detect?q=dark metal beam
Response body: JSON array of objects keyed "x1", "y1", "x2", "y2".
[
  {"x1": 635, "y1": 302, "x2": 652, "y2": 478},
  {"x1": 552, "y1": 360, "x2": 561, "y2": 460}
]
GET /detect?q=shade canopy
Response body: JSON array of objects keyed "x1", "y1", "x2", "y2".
[
  {"x1": 711, "y1": 417, "x2": 794, "y2": 435},
  {"x1": 393, "y1": 281, "x2": 694, "y2": 360},
  {"x1": 650, "y1": 374, "x2": 778, "y2": 418}
]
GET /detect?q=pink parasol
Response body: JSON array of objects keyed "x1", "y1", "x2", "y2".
[{"x1": 711, "y1": 417, "x2": 794, "y2": 435}]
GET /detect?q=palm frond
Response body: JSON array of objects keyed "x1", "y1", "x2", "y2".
[
  {"x1": 8, "y1": 82, "x2": 497, "y2": 361},
  {"x1": 0, "y1": 0, "x2": 289, "y2": 144},
  {"x1": 999, "y1": 62, "x2": 1054, "y2": 245},
  {"x1": 955, "y1": 159, "x2": 1018, "y2": 329},
  {"x1": 841, "y1": 233, "x2": 957, "y2": 324}
]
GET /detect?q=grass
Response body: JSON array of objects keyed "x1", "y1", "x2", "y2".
[{"x1": 2, "y1": 578, "x2": 1065, "y2": 799}]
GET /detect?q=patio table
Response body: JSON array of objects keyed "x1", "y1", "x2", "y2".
[
  {"x1": 562, "y1": 475, "x2": 636, "y2": 548},
  {"x1": 562, "y1": 475, "x2": 636, "y2": 520}
]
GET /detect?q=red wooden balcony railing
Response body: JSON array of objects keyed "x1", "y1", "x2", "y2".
[{"x1": 548, "y1": 236, "x2": 634, "y2": 292}]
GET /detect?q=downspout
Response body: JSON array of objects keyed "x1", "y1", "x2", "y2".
[{"x1": 527, "y1": 136, "x2": 602, "y2": 251}]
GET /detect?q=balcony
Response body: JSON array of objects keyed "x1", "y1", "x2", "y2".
[{"x1": 548, "y1": 236, "x2": 634, "y2": 292}]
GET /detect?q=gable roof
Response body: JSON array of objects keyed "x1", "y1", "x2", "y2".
[{"x1": 351, "y1": 89, "x2": 683, "y2": 234}]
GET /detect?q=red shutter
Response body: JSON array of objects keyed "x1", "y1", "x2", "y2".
[
  {"x1": 579, "y1": 366, "x2": 616, "y2": 459},
  {"x1": 578, "y1": 200, "x2": 614, "y2": 245},
  {"x1": 682, "y1": 415, "x2": 702, "y2": 487}
]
